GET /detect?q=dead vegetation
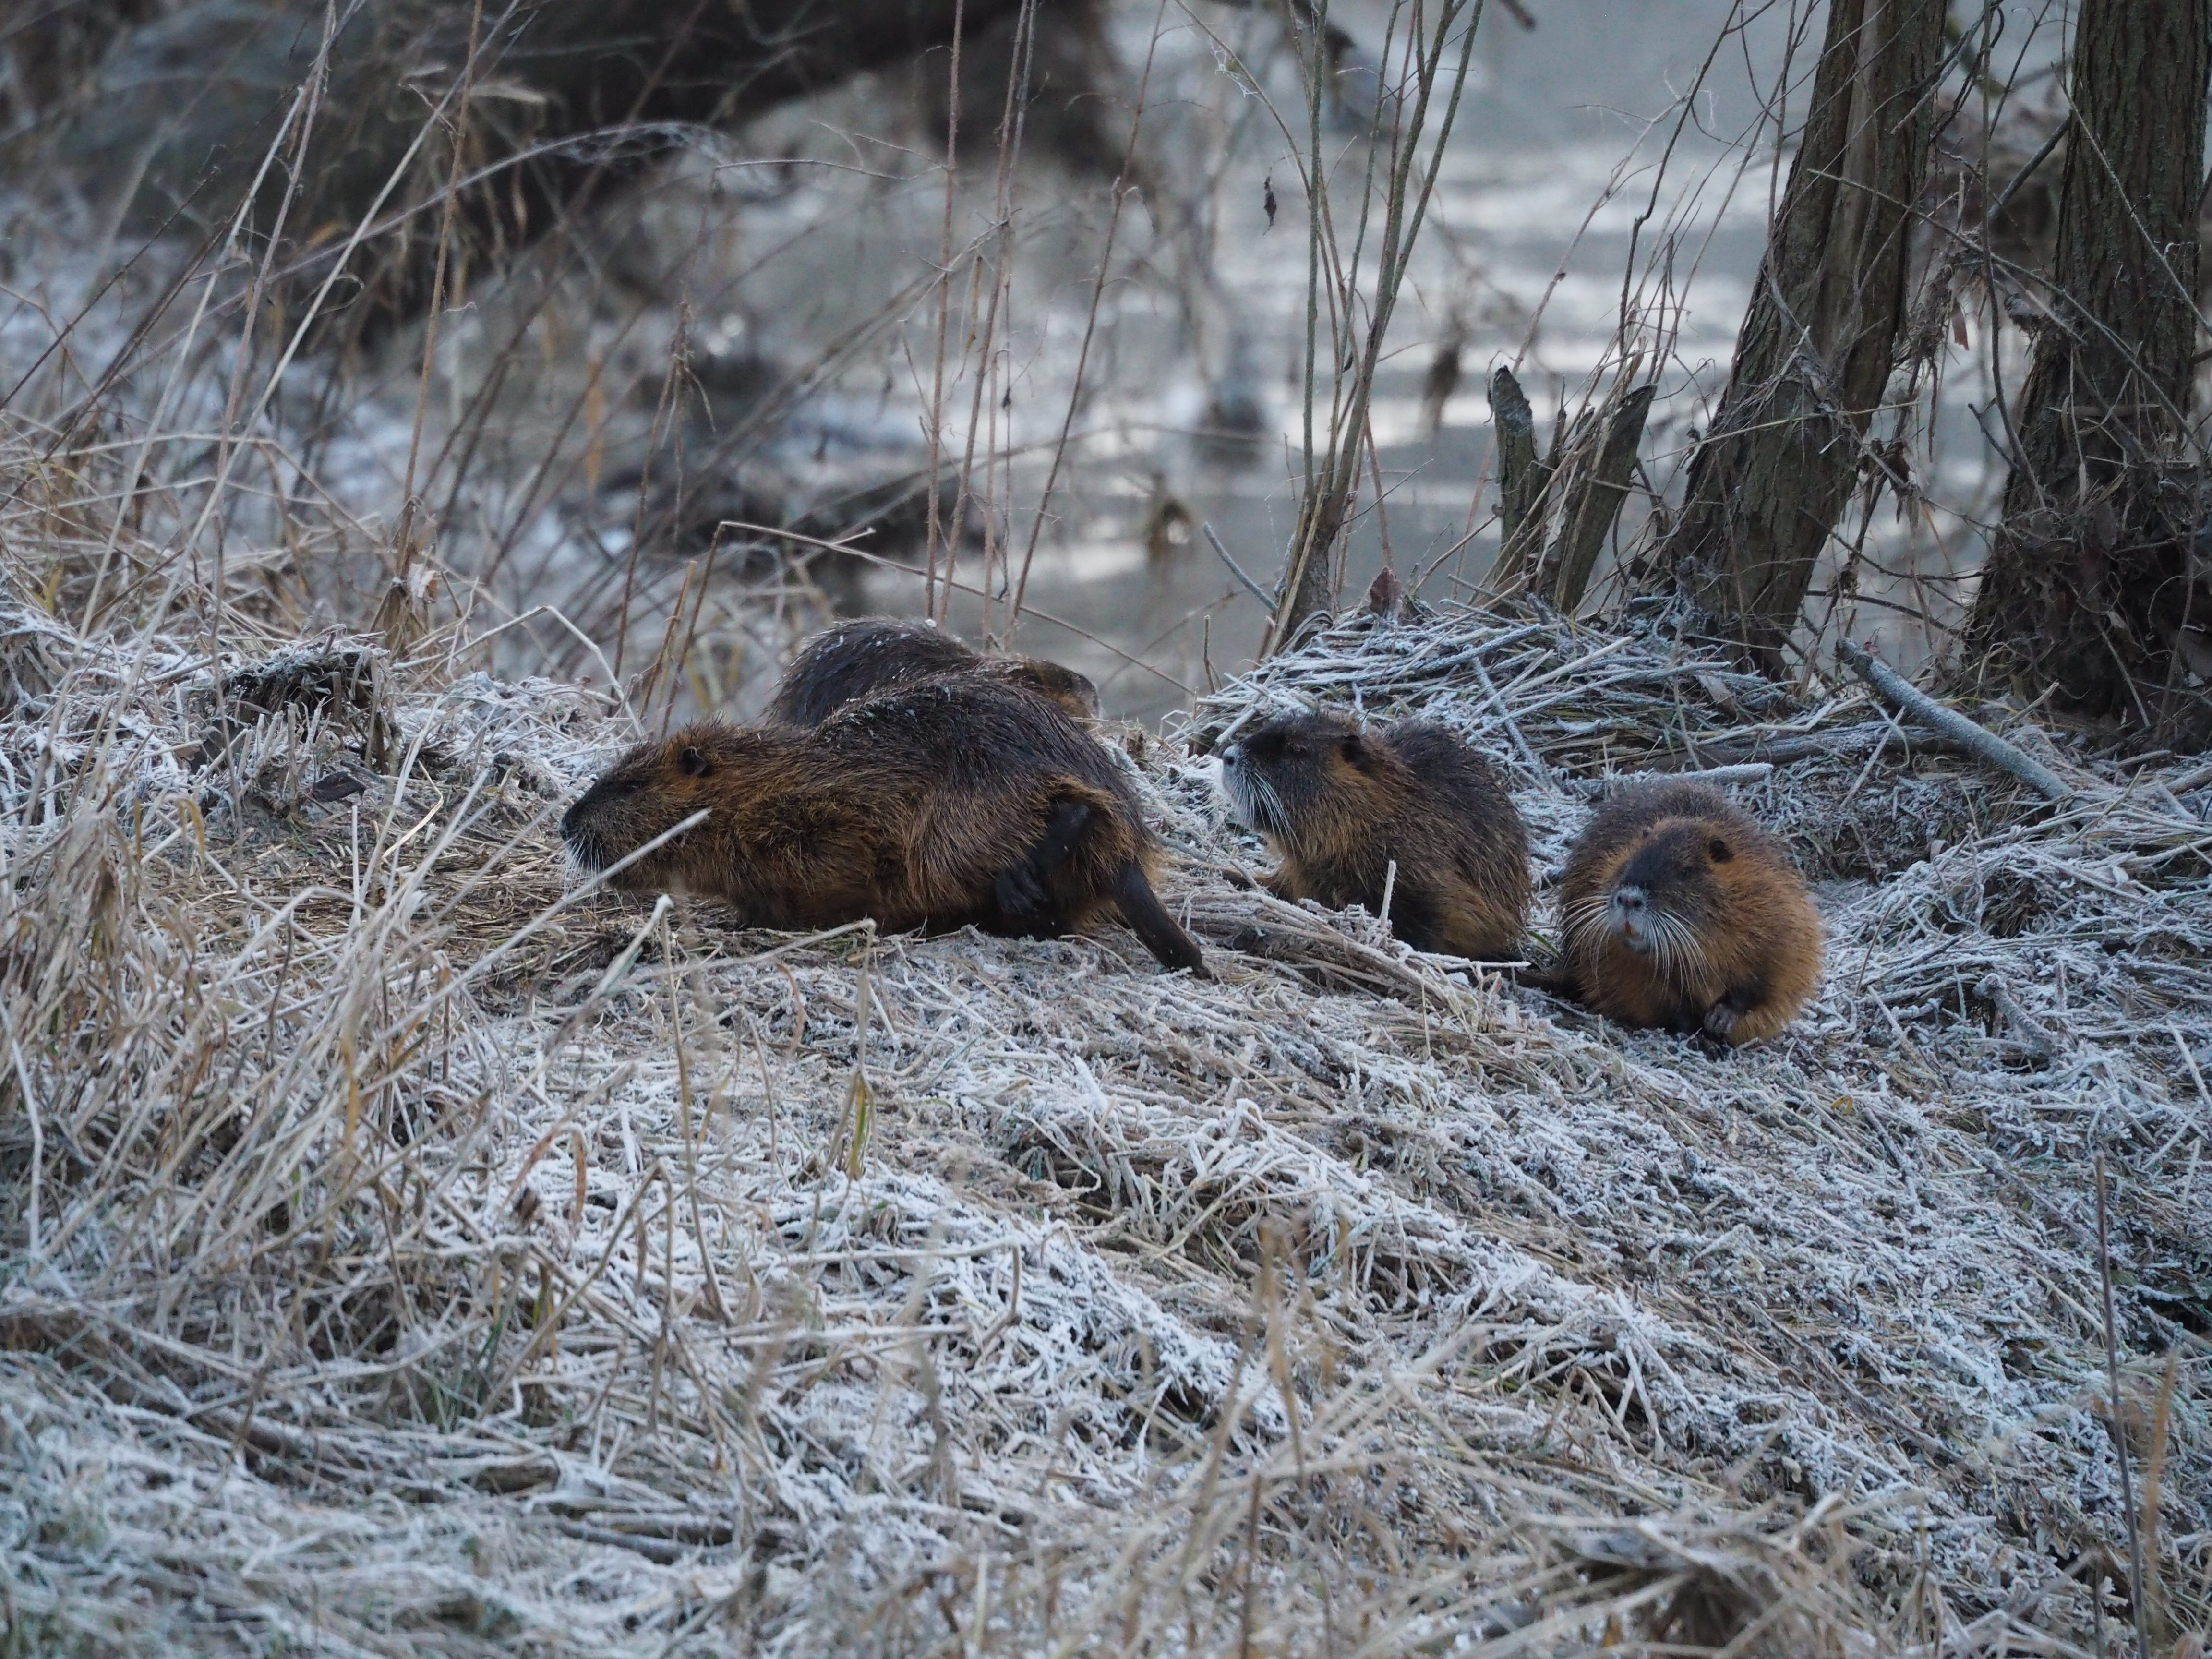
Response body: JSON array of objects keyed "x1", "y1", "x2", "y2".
[{"x1": 0, "y1": 549, "x2": 2206, "y2": 1653}]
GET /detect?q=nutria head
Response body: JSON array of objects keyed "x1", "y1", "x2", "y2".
[
  {"x1": 998, "y1": 657, "x2": 1101, "y2": 721},
  {"x1": 560, "y1": 722, "x2": 751, "y2": 889},
  {"x1": 1569, "y1": 813, "x2": 1739, "y2": 975},
  {"x1": 1219, "y1": 710, "x2": 1397, "y2": 846}
]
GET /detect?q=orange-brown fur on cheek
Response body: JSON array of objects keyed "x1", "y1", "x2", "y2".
[
  {"x1": 765, "y1": 617, "x2": 1098, "y2": 727},
  {"x1": 1223, "y1": 713, "x2": 1530, "y2": 960},
  {"x1": 560, "y1": 680, "x2": 1202, "y2": 972},
  {"x1": 1558, "y1": 782, "x2": 1823, "y2": 1046}
]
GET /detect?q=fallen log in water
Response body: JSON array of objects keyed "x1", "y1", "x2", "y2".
[{"x1": 36, "y1": 0, "x2": 1105, "y2": 326}]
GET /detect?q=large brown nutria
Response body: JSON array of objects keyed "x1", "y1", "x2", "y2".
[
  {"x1": 1218, "y1": 710, "x2": 1530, "y2": 959},
  {"x1": 763, "y1": 618, "x2": 1099, "y2": 728},
  {"x1": 561, "y1": 676, "x2": 1204, "y2": 974},
  {"x1": 1559, "y1": 780, "x2": 1822, "y2": 1046}
]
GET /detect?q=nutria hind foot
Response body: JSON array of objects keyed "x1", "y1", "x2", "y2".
[
  {"x1": 1111, "y1": 861, "x2": 1210, "y2": 977},
  {"x1": 993, "y1": 798, "x2": 1095, "y2": 923}
]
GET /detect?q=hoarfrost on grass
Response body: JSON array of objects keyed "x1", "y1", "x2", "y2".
[{"x1": 1, "y1": 590, "x2": 2206, "y2": 1654}]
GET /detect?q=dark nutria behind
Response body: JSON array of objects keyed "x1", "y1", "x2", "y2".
[{"x1": 764, "y1": 617, "x2": 1098, "y2": 727}]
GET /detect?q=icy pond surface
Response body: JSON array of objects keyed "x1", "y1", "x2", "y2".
[{"x1": 1, "y1": 0, "x2": 2028, "y2": 720}]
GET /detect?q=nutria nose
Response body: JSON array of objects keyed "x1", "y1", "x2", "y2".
[{"x1": 1607, "y1": 885, "x2": 1651, "y2": 951}]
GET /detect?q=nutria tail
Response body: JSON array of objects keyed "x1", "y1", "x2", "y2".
[{"x1": 1111, "y1": 861, "x2": 1210, "y2": 977}]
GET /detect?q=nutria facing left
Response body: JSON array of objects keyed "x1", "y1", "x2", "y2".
[
  {"x1": 1218, "y1": 709, "x2": 1530, "y2": 960},
  {"x1": 561, "y1": 676, "x2": 1204, "y2": 974}
]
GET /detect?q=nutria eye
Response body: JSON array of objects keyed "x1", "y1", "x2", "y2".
[
  {"x1": 1708, "y1": 837, "x2": 1732, "y2": 863},
  {"x1": 678, "y1": 746, "x2": 710, "y2": 778}
]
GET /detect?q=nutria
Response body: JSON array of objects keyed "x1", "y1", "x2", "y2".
[
  {"x1": 763, "y1": 617, "x2": 1098, "y2": 727},
  {"x1": 1559, "y1": 780, "x2": 1822, "y2": 1046},
  {"x1": 562, "y1": 676, "x2": 1204, "y2": 974},
  {"x1": 1218, "y1": 710, "x2": 1530, "y2": 959}
]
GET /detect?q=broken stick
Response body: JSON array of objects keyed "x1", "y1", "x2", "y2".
[{"x1": 1835, "y1": 638, "x2": 2070, "y2": 802}]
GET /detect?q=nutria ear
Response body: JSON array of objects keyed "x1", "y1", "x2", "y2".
[
  {"x1": 1338, "y1": 733, "x2": 1370, "y2": 768},
  {"x1": 1708, "y1": 836, "x2": 1733, "y2": 863},
  {"x1": 678, "y1": 745, "x2": 711, "y2": 778}
]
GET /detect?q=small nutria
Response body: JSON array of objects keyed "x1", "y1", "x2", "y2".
[
  {"x1": 561, "y1": 675, "x2": 1204, "y2": 974},
  {"x1": 1218, "y1": 710, "x2": 1530, "y2": 959},
  {"x1": 1559, "y1": 780, "x2": 1822, "y2": 1046},
  {"x1": 764, "y1": 617, "x2": 1099, "y2": 727}
]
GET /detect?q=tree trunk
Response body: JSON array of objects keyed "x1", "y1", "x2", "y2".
[
  {"x1": 1659, "y1": 0, "x2": 1947, "y2": 671},
  {"x1": 1963, "y1": 0, "x2": 2212, "y2": 743}
]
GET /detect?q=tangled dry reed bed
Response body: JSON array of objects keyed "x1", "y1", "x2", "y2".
[{"x1": 0, "y1": 584, "x2": 2208, "y2": 1656}]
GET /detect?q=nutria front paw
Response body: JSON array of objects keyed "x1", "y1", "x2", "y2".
[
  {"x1": 1510, "y1": 964, "x2": 1575, "y2": 998},
  {"x1": 1701, "y1": 1000, "x2": 1742, "y2": 1042}
]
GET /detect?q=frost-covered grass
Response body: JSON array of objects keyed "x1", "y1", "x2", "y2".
[{"x1": 1, "y1": 508, "x2": 2206, "y2": 1653}]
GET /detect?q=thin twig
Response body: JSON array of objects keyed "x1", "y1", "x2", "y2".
[
  {"x1": 1987, "y1": 112, "x2": 2071, "y2": 226},
  {"x1": 2093, "y1": 1151, "x2": 2153, "y2": 1659},
  {"x1": 1202, "y1": 523, "x2": 1277, "y2": 613},
  {"x1": 1974, "y1": 974, "x2": 2061, "y2": 1060}
]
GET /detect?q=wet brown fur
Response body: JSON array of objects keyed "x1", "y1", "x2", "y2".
[
  {"x1": 1559, "y1": 781, "x2": 1822, "y2": 1046},
  {"x1": 764, "y1": 617, "x2": 1098, "y2": 727},
  {"x1": 1220, "y1": 711, "x2": 1529, "y2": 959},
  {"x1": 562, "y1": 676, "x2": 1203, "y2": 973}
]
